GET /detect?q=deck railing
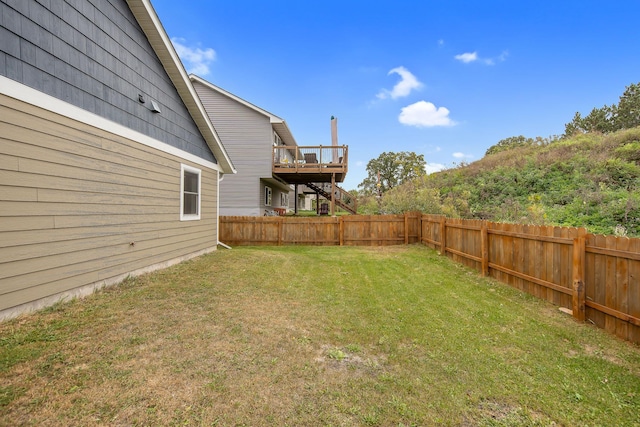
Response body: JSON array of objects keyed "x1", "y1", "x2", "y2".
[{"x1": 273, "y1": 145, "x2": 347, "y2": 171}]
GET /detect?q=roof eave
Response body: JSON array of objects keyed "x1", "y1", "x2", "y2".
[
  {"x1": 190, "y1": 74, "x2": 299, "y2": 147},
  {"x1": 125, "y1": 0, "x2": 236, "y2": 174}
]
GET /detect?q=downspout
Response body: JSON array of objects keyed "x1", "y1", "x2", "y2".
[{"x1": 217, "y1": 170, "x2": 232, "y2": 249}]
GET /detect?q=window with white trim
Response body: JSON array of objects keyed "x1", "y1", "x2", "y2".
[
  {"x1": 264, "y1": 186, "x2": 272, "y2": 206},
  {"x1": 181, "y1": 164, "x2": 201, "y2": 220},
  {"x1": 281, "y1": 192, "x2": 289, "y2": 207}
]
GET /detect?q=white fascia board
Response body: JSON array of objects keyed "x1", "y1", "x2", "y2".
[
  {"x1": 0, "y1": 76, "x2": 221, "y2": 171},
  {"x1": 271, "y1": 121, "x2": 298, "y2": 147},
  {"x1": 190, "y1": 74, "x2": 299, "y2": 148},
  {"x1": 190, "y1": 75, "x2": 276, "y2": 119}
]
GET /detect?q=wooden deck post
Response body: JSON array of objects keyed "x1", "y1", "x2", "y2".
[
  {"x1": 481, "y1": 221, "x2": 489, "y2": 276},
  {"x1": 572, "y1": 229, "x2": 587, "y2": 321},
  {"x1": 330, "y1": 173, "x2": 336, "y2": 216}
]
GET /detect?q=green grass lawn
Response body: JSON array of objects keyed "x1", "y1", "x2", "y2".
[{"x1": 1, "y1": 245, "x2": 639, "y2": 426}]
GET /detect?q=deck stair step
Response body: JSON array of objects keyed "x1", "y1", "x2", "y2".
[{"x1": 306, "y1": 182, "x2": 357, "y2": 214}]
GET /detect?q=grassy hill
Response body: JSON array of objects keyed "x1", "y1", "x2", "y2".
[{"x1": 363, "y1": 127, "x2": 640, "y2": 237}]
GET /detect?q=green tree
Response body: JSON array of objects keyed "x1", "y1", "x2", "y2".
[
  {"x1": 614, "y1": 82, "x2": 640, "y2": 130},
  {"x1": 358, "y1": 151, "x2": 426, "y2": 195},
  {"x1": 583, "y1": 106, "x2": 616, "y2": 133},
  {"x1": 563, "y1": 106, "x2": 615, "y2": 136},
  {"x1": 485, "y1": 135, "x2": 534, "y2": 156},
  {"x1": 563, "y1": 112, "x2": 584, "y2": 137},
  {"x1": 563, "y1": 81, "x2": 640, "y2": 137},
  {"x1": 380, "y1": 180, "x2": 443, "y2": 214}
]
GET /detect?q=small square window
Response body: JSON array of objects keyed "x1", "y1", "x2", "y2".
[{"x1": 181, "y1": 164, "x2": 201, "y2": 221}]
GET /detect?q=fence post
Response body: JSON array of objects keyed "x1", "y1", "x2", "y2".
[
  {"x1": 481, "y1": 221, "x2": 489, "y2": 277},
  {"x1": 572, "y1": 230, "x2": 586, "y2": 321},
  {"x1": 339, "y1": 216, "x2": 344, "y2": 246},
  {"x1": 278, "y1": 217, "x2": 284, "y2": 246},
  {"x1": 417, "y1": 213, "x2": 423, "y2": 244},
  {"x1": 440, "y1": 216, "x2": 447, "y2": 255}
]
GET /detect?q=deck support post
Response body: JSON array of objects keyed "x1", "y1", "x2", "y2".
[{"x1": 331, "y1": 174, "x2": 336, "y2": 216}]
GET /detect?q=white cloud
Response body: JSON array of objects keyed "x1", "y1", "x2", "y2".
[
  {"x1": 171, "y1": 37, "x2": 216, "y2": 76},
  {"x1": 454, "y1": 52, "x2": 478, "y2": 63},
  {"x1": 455, "y1": 50, "x2": 509, "y2": 66},
  {"x1": 453, "y1": 152, "x2": 473, "y2": 159},
  {"x1": 425, "y1": 163, "x2": 446, "y2": 174},
  {"x1": 376, "y1": 66, "x2": 423, "y2": 100},
  {"x1": 398, "y1": 101, "x2": 455, "y2": 127}
]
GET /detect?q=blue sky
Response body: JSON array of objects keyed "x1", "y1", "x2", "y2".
[{"x1": 152, "y1": 0, "x2": 640, "y2": 190}]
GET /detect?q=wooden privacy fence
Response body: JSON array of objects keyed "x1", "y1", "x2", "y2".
[
  {"x1": 219, "y1": 213, "x2": 422, "y2": 247},
  {"x1": 219, "y1": 214, "x2": 640, "y2": 344},
  {"x1": 420, "y1": 215, "x2": 640, "y2": 344}
]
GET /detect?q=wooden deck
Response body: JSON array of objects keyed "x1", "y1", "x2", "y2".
[{"x1": 273, "y1": 145, "x2": 348, "y2": 184}]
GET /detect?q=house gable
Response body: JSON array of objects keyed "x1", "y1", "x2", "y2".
[{"x1": 0, "y1": 0, "x2": 215, "y2": 163}]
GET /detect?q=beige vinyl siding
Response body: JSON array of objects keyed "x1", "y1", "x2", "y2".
[
  {"x1": 194, "y1": 81, "x2": 272, "y2": 216},
  {"x1": 0, "y1": 93, "x2": 218, "y2": 314}
]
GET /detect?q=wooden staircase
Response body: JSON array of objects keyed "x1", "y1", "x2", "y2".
[{"x1": 306, "y1": 182, "x2": 357, "y2": 214}]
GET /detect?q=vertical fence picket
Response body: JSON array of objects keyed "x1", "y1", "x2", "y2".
[
  {"x1": 629, "y1": 238, "x2": 640, "y2": 343},
  {"x1": 572, "y1": 230, "x2": 586, "y2": 321},
  {"x1": 605, "y1": 235, "x2": 618, "y2": 334},
  {"x1": 615, "y1": 236, "x2": 630, "y2": 340},
  {"x1": 440, "y1": 217, "x2": 447, "y2": 255},
  {"x1": 481, "y1": 222, "x2": 489, "y2": 276},
  {"x1": 542, "y1": 225, "x2": 554, "y2": 304},
  {"x1": 490, "y1": 222, "x2": 500, "y2": 283},
  {"x1": 592, "y1": 235, "x2": 607, "y2": 329},
  {"x1": 529, "y1": 224, "x2": 541, "y2": 296},
  {"x1": 404, "y1": 213, "x2": 408, "y2": 245},
  {"x1": 506, "y1": 224, "x2": 517, "y2": 291},
  {"x1": 551, "y1": 226, "x2": 563, "y2": 307},
  {"x1": 513, "y1": 224, "x2": 524, "y2": 292},
  {"x1": 559, "y1": 227, "x2": 572, "y2": 309}
]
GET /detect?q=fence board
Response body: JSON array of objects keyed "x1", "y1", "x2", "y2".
[
  {"x1": 605, "y1": 235, "x2": 618, "y2": 335},
  {"x1": 533, "y1": 225, "x2": 545, "y2": 299},
  {"x1": 616, "y1": 237, "x2": 630, "y2": 340},
  {"x1": 590, "y1": 235, "x2": 607, "y2": 329},
  {"x1": 629, "y1": 238, "x2": 640, "y2": 343},
  {"x1": 541, "y1": 226, "x2": 553, "y2": 304},
  {"x1": 551, "y1": 227, "x2": 561, "y2": 307},
  {"x1": 558, "y1": 227, "x2": 571, "y2": 309},
  {"x1": 489, "y1": 222, "x2": 503, "y2": 284},
  {"x1": 514, "y1": 224, "x2": 525, "y2": 293}
]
